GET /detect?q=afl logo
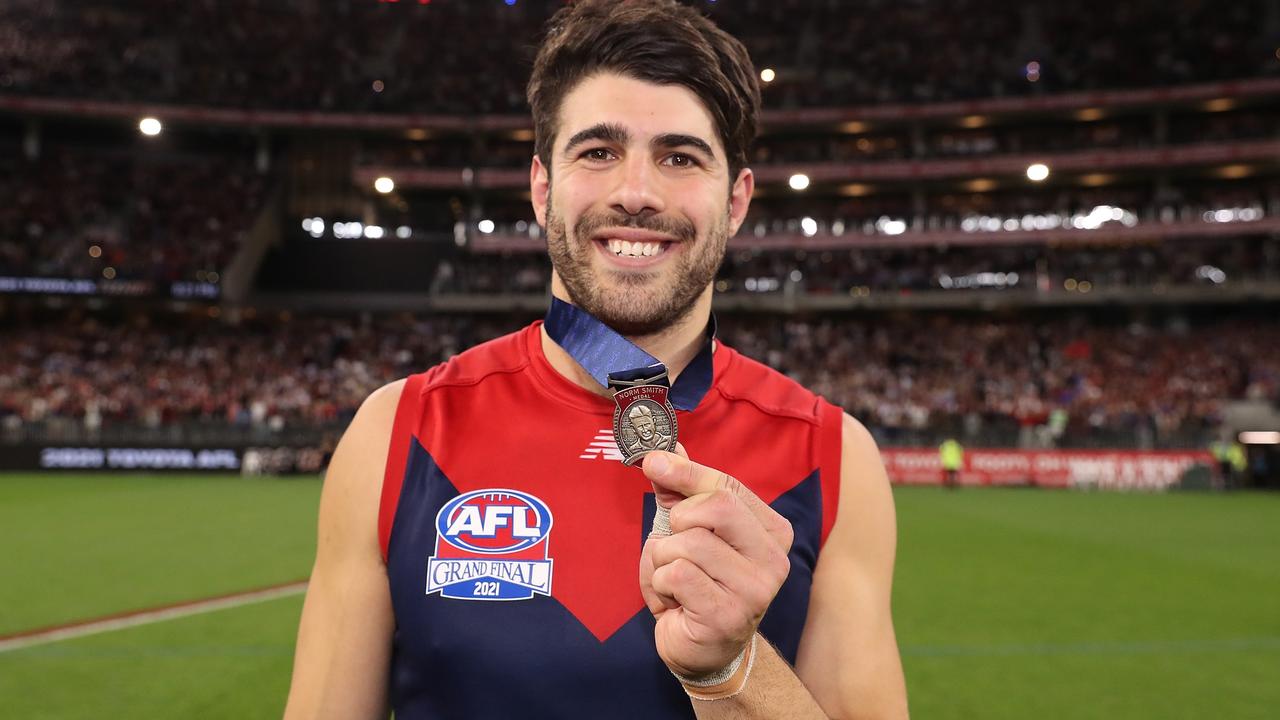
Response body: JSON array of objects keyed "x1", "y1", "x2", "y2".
[
  {"x1": 435, "y1": 489, "x2": 553, "y2": 554},
  {"x1": 427, "y1": 488, "x2": 556, "y2": 601}
]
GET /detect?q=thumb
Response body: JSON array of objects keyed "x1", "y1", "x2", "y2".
[{"x1": 643, "y1": 442, "x2": 690, "y2": 509}]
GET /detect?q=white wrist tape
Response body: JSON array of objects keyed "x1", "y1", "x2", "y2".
[
  {"x1": 675, "y1": 634, "x2": 758, "y2": 701},
  {"x1": 651, "y1": 504, "x2": 672, "y2": 537}
]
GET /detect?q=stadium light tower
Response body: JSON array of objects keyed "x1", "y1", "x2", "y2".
[{"x1": 138, "y1": 117, "x2": 162, "y2": 136}]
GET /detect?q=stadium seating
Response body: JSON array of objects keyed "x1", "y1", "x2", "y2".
[
  {"x1": 1, "y1": 0, "x2": 1276, "y2": 458},
  {"x1": 0, "y1": 146, "x2": 268, "y2": 286},
  {"x1": 1, "y1": 308, "x2": 1274, "y2": 451},
  {"x1": 1, "y1": 0, "x2": 1273, "y2": 112}
]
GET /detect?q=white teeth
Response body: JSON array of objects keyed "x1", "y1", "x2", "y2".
[{"x1": 603, "y1": 238, "x2": 666, "y2": 258}]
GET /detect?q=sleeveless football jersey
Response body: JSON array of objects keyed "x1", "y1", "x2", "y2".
[{"x1": 378, "y1": 321, "x2": 843, "y2": 719}]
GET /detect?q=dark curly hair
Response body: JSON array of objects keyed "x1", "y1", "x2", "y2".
[{"x1": 526, "y1": 0, "x2": 762, "y2": 187}]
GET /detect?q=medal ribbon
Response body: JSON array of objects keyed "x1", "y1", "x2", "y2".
[{"x1": 543, "y1": 297, "x2": 715, "y2": 410}]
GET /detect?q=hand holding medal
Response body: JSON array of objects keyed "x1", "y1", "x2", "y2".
[{"x1": 637, "y1": 443, "x2": 794, "y2": 699}]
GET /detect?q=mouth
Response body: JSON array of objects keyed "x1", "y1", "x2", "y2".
[
  {"x1": 590, "y1": 229, "x2": 680, "y2": 266},
  {"x1": 596, "y1": 237, "x2": 673, "y2": 258}
]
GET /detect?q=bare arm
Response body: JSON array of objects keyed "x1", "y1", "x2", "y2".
[
  {"x1": 792, "y1": 413, "x2": 908, "y2": 718},
  {"x1": 283, "y1": 379, "x2": 405, "y2": 720}
]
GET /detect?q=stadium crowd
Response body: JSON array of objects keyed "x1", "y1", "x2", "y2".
[
  {"x1": 1, "y1": 0, "x2": 1273, "y2": 114},
  {"x1": 0, "y1": 312, "x2": 519, "y2": 444},
  {"x1": 5, "y1": 131, "x2": 1274, "y2": 289},
  {"x1": 722, "y1": 186, "x2": 1275, "y2": 237},
  {"x1": 2, "y1": 0, "x2": 1276, "y2": 460},
  {"x1": 728, "y1": 313, "x2": 1278, "y2": 448},
  {"x1": 431, "y1": 236, "x2": 1279, "y2": 295},
  {"x1": 2, "y1": 309, "x2": 1275, "y2": 450},
  {"x1": 0, "y1": 147, "x2": 268, "y2": 285},
  {"x1": 460, "y1": 180, "x2": 1278, "y2": 235},
  {"x1": 719, "y1": 237, "x2": 1280, "y2": 294},
  {"x1": 354, "y1": 109, "x2": 1274, "y2": 170}
]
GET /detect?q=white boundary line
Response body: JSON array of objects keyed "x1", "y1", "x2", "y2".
[{"x1": 0, "y1": 581, "x2": 308, "y2": 654}]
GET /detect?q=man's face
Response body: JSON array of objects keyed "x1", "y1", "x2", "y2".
[
  {"x1": 532, "y1": 72, "x2": 753, "y2": 336},
  {"x1": 632, "y1": 410, "x2": 656, "y2": 441}
]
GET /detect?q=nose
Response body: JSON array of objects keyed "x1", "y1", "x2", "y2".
[{"x1": 606, "y1": 153, "x2": 666, "y2": 217}]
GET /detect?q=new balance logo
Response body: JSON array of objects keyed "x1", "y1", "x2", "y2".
[{"x1": 580, "y1": 429, "x2": 623, "y2": 461}]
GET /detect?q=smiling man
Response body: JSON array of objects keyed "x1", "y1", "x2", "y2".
[{"x1": 284, "y1": 2, "x2": 907, "y2": 719}]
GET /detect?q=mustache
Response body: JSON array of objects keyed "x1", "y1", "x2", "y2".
[{"x1": 572, "y1": 210, "x2": 697, "y2": 243}]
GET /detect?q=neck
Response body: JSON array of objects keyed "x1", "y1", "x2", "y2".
[{"x1": 540, "y1": 276, "x2": 713, "y2": 399}]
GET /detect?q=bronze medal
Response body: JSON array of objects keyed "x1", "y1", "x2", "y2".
[{"x1": 611, "y1": 372, "x2": 679, "y2": 466}]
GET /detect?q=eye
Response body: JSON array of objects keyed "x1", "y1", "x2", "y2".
[
  {"x1": 580, "y1": 147, "x2": 615, "y2": 161},
  {"x1": 663, "y1": 153, "x2": 700, "y2": 168}
]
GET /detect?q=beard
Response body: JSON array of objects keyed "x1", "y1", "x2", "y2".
[{"x1": 545, "y1": 200, "x2": 728, "y2": 337}]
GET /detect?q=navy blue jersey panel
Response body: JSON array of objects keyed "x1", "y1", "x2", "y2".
[
  {"x1": 758, "y1": 468, "x2": 822, "y2": 665},
  {"x1": 385, "y1": 436, "x2": 457, "y2": 574},
  {"x1": 393, "y1": 603, "x2": 693, "y2": 719}
]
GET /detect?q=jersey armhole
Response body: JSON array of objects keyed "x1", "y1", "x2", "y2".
[
  {"x1": 817, "y1": 400, "x2": 843, "y2": 549},
  {"x1": 378, "y1": 374, "x2": 428, "y2": 563}
]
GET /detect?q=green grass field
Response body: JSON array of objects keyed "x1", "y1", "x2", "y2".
[{"x1": 1, "y1": 474, "x2": 1277, "y2": 719}]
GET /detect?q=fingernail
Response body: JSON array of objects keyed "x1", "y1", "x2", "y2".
[{"x1": 647, "y1": 452, "x2": 669, "y2": 477}]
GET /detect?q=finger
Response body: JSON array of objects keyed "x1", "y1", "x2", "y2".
[
  {"x1": 648, "y1": 528, "x2": 775, "y2": 609},
  {"x1": 650, "y1": 557, "x2": 737, "y2": 621},
  {"x1": 670, "y1": 490, "x2": 793, "y2": 568},
  {"x1": 639, "y1": 537, "x2": 680, "y2": 615},
  {"x1": 643, "y1": 448, "x2": 761, "y2": 517},
  {"x1": 644, "y1": 451, "x2": 793, "y2": 552}
]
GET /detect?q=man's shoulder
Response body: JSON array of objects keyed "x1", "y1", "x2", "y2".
[{"x1": 712, "y1": 343, "x2": 828, "y2": 424}]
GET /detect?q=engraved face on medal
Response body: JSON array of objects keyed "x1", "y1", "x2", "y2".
[{"x1": 612, "y1": 384, "x2": 679, "y2": 466}]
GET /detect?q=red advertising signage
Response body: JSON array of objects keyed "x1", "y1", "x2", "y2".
[{"x1": 882, "y1": 448, "x2": 1213, "y2": 491}]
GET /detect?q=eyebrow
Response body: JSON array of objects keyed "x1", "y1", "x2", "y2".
[
  {"x1": 652, "y1": 133, "x2": 716, "y2": 160},
  {"x1": 563, "y1": 122, "x2": 630, "y2": 156},
  {"x1": 562, "y1": 123, "x2": 717, "y2": 161}
]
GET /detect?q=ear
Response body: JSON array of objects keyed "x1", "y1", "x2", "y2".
[
  {"x1": 530, "y1": 154, "x2": 550, "y2": 228},
  {"x1": 727, "y1": 167, "x2": 754, "y2": 237}
]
